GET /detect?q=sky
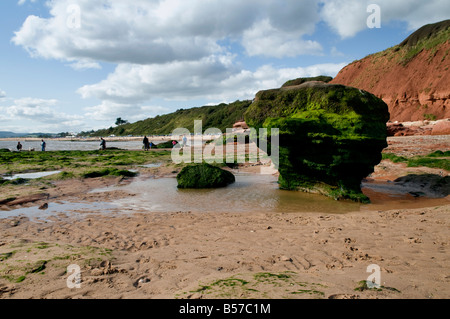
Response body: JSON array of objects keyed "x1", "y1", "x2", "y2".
[{"x1": 0, "y1": 0, "x2": 449, "y2": 134}]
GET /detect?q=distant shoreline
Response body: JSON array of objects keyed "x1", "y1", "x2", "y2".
[{"x1": 0, "y1": 135, "x2": 219, "y2": 143}]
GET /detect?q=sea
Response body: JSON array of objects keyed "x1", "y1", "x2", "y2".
[{"x1": 0, "y1": 139, "x2": 165, "y2": 152}]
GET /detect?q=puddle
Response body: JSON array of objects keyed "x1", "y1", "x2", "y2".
[
  {"x1": 93, "y1": 173, "x2": 450, "y2": 214},
  {"x1": 93, "y1": 173, "x2": 363, "y2": 214},
  {"x1": 361, "y1": 181, "x2": 450, "y2": 211},
  {"x1": 3, "y1": 173, "x2": 448, "y2": 220},
  {"x1": 0, "y1": 201, "x2": 117, "y2": 222},
  {"x1": 2, "y1": 171, "x2": 61, "y2": 180},
  {"x1": 139, "y1": 163, "x2": 163, "y2": 168}
]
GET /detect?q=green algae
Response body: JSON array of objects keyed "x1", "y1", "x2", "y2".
[
  {"x1": 176, "y1": 163, "x2": 235, "y2": 189},
  {"x1": 245, "y1": 81, "x2": 389, "y2": 202}
]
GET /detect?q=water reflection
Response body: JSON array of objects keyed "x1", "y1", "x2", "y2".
[
  {"x1": 2, "y1": 173, "x2": 448, "y2": 220},
  {"x1": 2, "y1": 171, "x2": 61, "y2": 180},
  {"x1": 104, "y1": 174, "x2": 363, "y2": 214},
  {"x1": 0, "y1": 201, "x2": 116, "y2": 222}
]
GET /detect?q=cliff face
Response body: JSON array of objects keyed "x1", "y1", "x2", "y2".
[{"x1": 331, "y1": 20, "x2": 450, "y2": 122}]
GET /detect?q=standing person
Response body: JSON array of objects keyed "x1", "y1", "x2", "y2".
[
  {"x1": 100, "y1": 138, "x2": 106, "y2": 150},
  {"x1": 41, "y1": 139, "x2": 46, "y2": 152},
  {"x1": 143, "y1": 135, "x2": 150, "y2": 151},
  {"x1": 182, "y1": 135, "x2": 187, "y2": 147},
  {"x1": 17, "y1": 142, "x2": 22, "y2": 152}
]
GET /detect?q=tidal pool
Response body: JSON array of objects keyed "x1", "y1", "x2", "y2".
[
  {"x1": 94, "y1": 173, "x2": 450, "y2": 214},
  {"x1": 93, "y1": 173, "x2": 363, "y2": 214},
  {"x1": 2, "y1": 171, "x2": 61, "y2": 180},
  {"x1": 0, "y1": 201, "x2": 117, "y2": 222},
  {"x1": 2, "y1": 172, "x2": 448, "y2": 220}
]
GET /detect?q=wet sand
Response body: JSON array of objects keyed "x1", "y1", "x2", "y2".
[
  {"x1": 0, "y1": 203, "x2": 448, "y2": 299},
  {"x1": 0, "y1": 136, "x2": 449, "y2": 299}
]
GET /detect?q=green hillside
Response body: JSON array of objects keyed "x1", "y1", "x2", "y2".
[
  {"x1": 86, "y1": 100, "x2": 252, "y2": 137},
  {"x1": 369, "y1": 19, "x2": 450, "y2": 66}
]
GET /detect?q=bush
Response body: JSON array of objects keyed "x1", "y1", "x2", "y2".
[
  {"x1": 155, "y1": 140, "x2": 178, "y2": 149},
  {"x1": 82, "y1": 168, "x2": 138, "y2": 179},
  {"x1": 177, "y1": 163, "x2": 235, "y2": 189}
]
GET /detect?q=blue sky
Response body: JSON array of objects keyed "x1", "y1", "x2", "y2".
[{"x1": 0, "y1": 0, "x2": 449, "y2": 133}]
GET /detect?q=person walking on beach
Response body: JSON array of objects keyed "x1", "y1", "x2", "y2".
[
  {"x1": 41, "y1": 139, "x2": 46, "y2": 152},
  {"x1": 100, "y1": 138, "x2": 106, "y2": 150},
  {"x1": 17, "y1": 142, "x2": 22, "y2": 152},
  {"x1": 143, "y1": 135, "x2": 150, "y2": 151}
]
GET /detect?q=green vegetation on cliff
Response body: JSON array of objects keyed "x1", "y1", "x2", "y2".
[
  {"x1": 370, "y1": 19, "x2": 450, "y2": 66},
  {"x1": 85, "y1": 100, "x2": 252, "y2": 137},
  {"x1": 281, "y1": 76, "x2": 333, "y2": 88}
]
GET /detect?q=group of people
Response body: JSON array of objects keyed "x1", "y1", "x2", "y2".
[
  {"x1": 14, "y1": 136, "x2": 188, "y2": 152},
  {"x1": 16, "y1": 139, "x2": 46, "y2": 152},
  {"x1": 16, "y1": 138, "x2": 104, "y2": 152},
  {"x1": 142, "y1": 136, "x2": 155, "y2": 151}
]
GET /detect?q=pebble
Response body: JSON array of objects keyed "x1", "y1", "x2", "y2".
[
  {"x1": 138, "y1": 278, "x2": 150, "y2": 284},
  {"x1": 10, "y1": 220, "x2": 19, "y2": 227}
]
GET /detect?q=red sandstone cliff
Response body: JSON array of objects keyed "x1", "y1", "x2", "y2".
[{"x1": 331, "y1": 20, "x2": 450, "y2": 123}]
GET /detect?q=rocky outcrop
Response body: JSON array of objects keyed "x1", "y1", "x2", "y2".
[
  {"x1": 176, "y1": 163, "x2": 235, "y2": 189},
  {"x1": 386, "y1": 118, "x2": 450, "y2": 136},
  {"x1": 282, "y1": 76, "x2": 333, "y2": 88},
  {"x1": 331, "y1": 20, "x2": 450, "y2": 123},
  {"x1": 245, "y1": 81, "x2": 389, "y2": 203},
  {"x1": 431, "y1": 119, "x2": 450, "y2": 135},
  {"x1": 2, "y1": 193, "x2": 50, "y2": 207}
]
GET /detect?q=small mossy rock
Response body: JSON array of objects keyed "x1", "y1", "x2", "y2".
[
  {"x1": 281, "y1": 76, "x2": 333, "y2": 88},
  {"x1": 177, "y1": 163, "x2": 235, "y2": 189},
  {"x1": 156, "y1": 140, "x2": 178, "y2": 149},
  {"x1": 244, "y1": 81, "x2": 390, "y2": 203}
]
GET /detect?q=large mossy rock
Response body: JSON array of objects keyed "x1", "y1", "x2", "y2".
[
  {"x1": 244, "y1": 81, "x2": 390, "y2": 203},
  {"x1": 177, "y1": 163, "x2": 235, "y2": 189}
]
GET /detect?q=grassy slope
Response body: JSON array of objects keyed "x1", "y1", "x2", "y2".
[
  {"x1": 366, "y1": 20, "x2": 450, "y2": 66},
  {"x1": 87, "y1": 100, "x2": 252, "y2": 137}
]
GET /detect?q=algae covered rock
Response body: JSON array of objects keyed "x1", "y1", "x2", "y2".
[
  {"x1": 177, "y1": 163, "x2": 235, "y2": 189},
  {"x1": 282, "y1": 76, "x2": 333, "y2": 88},
  {"x1": 245, "y1": 81, "x2": 390, "y2": 203}
]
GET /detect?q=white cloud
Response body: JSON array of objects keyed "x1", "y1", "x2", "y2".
[
  {"x1": 12, "y1": 0, "x2": 322, "y2": 67},
  {"x1": 13, "y1": 0, "x2": 449, "y2": 133},
  {"x1": 67, "y1": 60, "x2": 101, "y2": 71},
  {"x1": 242, "y1": 19, "x2": 323, "y2": 58},
  {"x1": 320, "y1": 0, "x2": 450, "y2": 38},
  {"x1": 0, "y1": 90, "x2": 6, "y2": 99},
  {"x1": 84, "y1": 101, "x2": 170, "y2": 123},
  {"x1": 17, "y1": 0, "x2": 37, "y2": 5},
  {"x1": 0, "y1": 97, "x2": 90, "y2": 132},
  {"x1": 78, "y1": 59, "x2": 347, "y2": 112},
  {"x1": 77, "y1": 61, "x2": 346, "y2": 124},
  {"x1": 3, "y1": 98, "x2": 82, "y2": 125}
]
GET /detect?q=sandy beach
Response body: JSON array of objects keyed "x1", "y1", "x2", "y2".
[{"x1": 0, "y1": 136, "x2": 449, "y2": 299}]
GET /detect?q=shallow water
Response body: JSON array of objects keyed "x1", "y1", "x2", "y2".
[
  {"x1": 92, "y1": 173, "x2": 450, "y2": 214},
  {"x1": 3, "y1": 171, "x2": 61, "y2": 180},
  {"x1": 2, "y1": 173, "x2": 448, "y2": 220},
  {"x1": 0, "y1": 201, "x2": 117, "y2": 222},
  {"x1": 0, "y1": 140, "x2": 165, "y2": 152},
  {"x1": 93, "y1": 174, "x2": 363, "y2": 214},
  {"x1": 139, "y1": 163, "x2": 163, "y2": 168}
]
